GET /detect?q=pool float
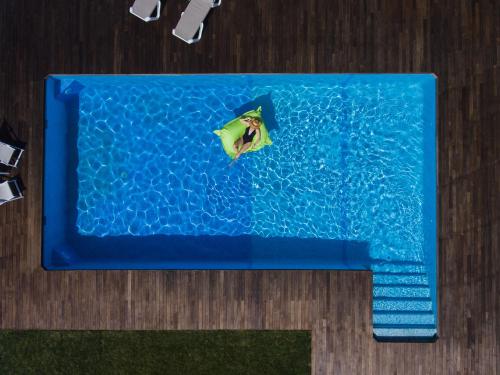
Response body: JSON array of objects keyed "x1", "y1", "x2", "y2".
[{"x1": 213, "y1": 106, "x2": 273, "y2": 159}]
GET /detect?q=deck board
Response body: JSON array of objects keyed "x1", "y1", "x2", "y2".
[{"x1": 1, "y1": 0, "x2": 499, "y2": 373}]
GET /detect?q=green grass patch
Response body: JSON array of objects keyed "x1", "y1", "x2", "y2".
[{"x1": 0, "y1": 330, "x2": 311, "y2": 375}]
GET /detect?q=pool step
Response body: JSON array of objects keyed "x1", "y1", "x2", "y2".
[
  {"x1": 371, "y1": 268, "x2": 437, "y2": 341},
  {"x1": 373, "y1": 285, "x2": 431, "y2": 298},
  {"x1": 373, "y1": 297, "x2": 433, "y2": 312},
  {"x1": 371, "y1": 263, "x2": 427, "y2": 274},
  {"x1": 374, "y1": 323, "x2": 436, "y2": 329},
  {"x1": 373, "y1": 282, "x2": 429, "y2": 288},
  {"x1": 373, "y1": 272, "x2": 429, "y2": 286},
  {"x1": 373, "y1": 311, "x2": 436, "y2": 325},
  {"x1": 373, "y1": 327, "x2": 437, "y2": 341}
]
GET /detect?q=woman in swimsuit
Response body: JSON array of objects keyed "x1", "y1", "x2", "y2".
[{"x1": 232, "y1": 117, "x2": 261, "y2": 160}]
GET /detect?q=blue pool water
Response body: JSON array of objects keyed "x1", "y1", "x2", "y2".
[
  {"x1": 55, "y1": 75, "x2": 431, "y2": 261},
  {"x1": 44, "y1": 74, "x2": 437, "y2": 340}
]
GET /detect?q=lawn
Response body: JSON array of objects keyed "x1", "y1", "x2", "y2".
[{"x1": 0, "y1": 330, "x2": 311, "y2": 375}]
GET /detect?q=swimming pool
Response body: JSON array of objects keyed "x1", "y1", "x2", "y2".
[{"x1": 44, "y1": 74, "x2": 437, "y2": 340}]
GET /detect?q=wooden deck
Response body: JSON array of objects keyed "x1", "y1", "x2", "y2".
[{"x1": 0, "y1": 0, "x2": 499, "y2": 373}]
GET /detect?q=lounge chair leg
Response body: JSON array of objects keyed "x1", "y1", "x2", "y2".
[
  {"x1": 190, "y1": 22, "x2": 204, "y2": 44},
  {"x1": 211, "y1": 0, "x2": 221, "y2": 8},
  {"x1": 150, "y1": 1, "x2": 162, "y2": 21}
]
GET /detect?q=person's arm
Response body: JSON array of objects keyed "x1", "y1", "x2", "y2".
[{"x1": 253, "y1": 129, "x2": 261, "y2": 147}]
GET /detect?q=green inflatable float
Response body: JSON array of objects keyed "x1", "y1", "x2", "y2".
[{"x1": 213, "y1": 106, "x2": 273, "y2": 159}]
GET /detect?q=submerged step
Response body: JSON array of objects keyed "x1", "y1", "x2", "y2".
[
  {"x1": 373, "y1": 283, "x2": 429, "y2": 288},
  {"x1": 373, "y1": 273, "x2": 429, "y2": 286},
  {"x1": 371, "y1": 263, "x2": 427, "y2": 274},
  {"x1": 373, "y1": 297, "x2": 433, "y2": 311},
  {"x1": 373, "y1": 311, "x2": 436, "y2": 325},
  {"x1": 374, "y1": 327, "x2": 437, "y2": 340},
  {"x1": 374, "y1": 323, "x2": 436, "y2": 329},
  {"x1": 373, "y1": 285, "x2": 431, "y2": 298}
]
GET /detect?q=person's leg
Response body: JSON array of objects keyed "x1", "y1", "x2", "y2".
[
  {"x1": 233, "y1": 138, "x2": 243, "y2": 152},
  {"x1": 235, "y1": 142, "x2": 252, "y2": 159}
]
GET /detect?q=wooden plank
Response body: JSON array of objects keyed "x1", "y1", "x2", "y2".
[{"x1": 0, "y1": 0, "x2": 499, "y2": 374}]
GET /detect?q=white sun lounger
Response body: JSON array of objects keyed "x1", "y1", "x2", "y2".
[
  {"x1": 0, "y1": 140, "x2": 24, "y2": 168},
  {"x1": 172, "y1": 0, "x2": 221, "y2": 44},
  {"x1": 0, "y1": 179, "x2": 23, "y2": 206},
  {"x1": 130, "y1": 0, "x2": 162, "y2": 22}
]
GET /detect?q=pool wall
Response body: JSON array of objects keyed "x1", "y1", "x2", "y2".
[
  {"x1": 43, "y1": 76, "x2": 372, "y2": 270},
  {"x1": 44, "y1": 77, "x2": 75, "y2": 267},
  {"x1": 422, "y1": 76, "x2": 438, "y2": 336}
]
